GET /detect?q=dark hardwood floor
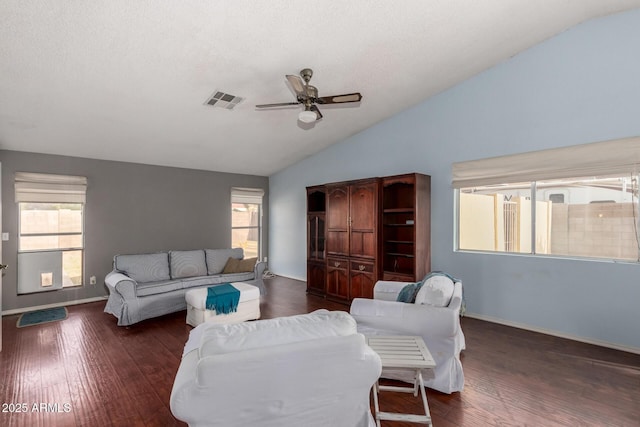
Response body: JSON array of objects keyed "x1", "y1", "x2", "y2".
[{"x1": 1, "y1": 276, "x2": 639, "y2": 426}]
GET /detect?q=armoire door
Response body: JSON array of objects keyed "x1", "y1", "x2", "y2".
[
  {"x1": 326, "y1": 185, "x2": 349, "y2": 256},
  {"x1": 349, "y1": 180, "x2": 378, "y2": 259},
  {"x1": 307, "y1": 261, "x2": 326, "y2": 296},
  {"x1": 349, "y1": 259, "x2": 376, "y2": 299},
  {"x1": 326, "y1": 257, "x2": 349, "y2": 299}
]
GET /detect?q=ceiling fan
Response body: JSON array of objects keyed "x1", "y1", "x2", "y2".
[{"x1": 256, "y1": 68, "x2": 362, "y2": 123}]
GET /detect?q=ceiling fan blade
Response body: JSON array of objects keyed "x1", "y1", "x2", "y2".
[
  {"x1": 316, "y1": 92, "x2": 362, "y2": 104},
  {"x1": 255, "y1": 102, "x2": 300, "y2": 108},
  {"x1": 286, "y1": 75, "x2": 305, "y2": 96},
  {"x1": 310, "y1": 105, "x2": 323, "y2": 120}
]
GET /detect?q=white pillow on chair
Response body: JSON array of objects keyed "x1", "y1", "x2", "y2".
[{"x1": 414, "y1": 275, "x2": 455, "y2": 307}]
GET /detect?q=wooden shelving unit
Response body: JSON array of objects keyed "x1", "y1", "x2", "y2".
[
  {"x1": 306, "y1": 173, "x2": 430, "y2": 300},
  {"x1": 381, "y1": 173, "x2": 430, "y2": 282}
]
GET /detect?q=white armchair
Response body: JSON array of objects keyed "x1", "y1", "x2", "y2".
[
  {"x1": 170, "y1": 310, "x2": 382, "y2": 427},
  {"x1": 350, "y1": 279, "x2": 465, "y2": 394}
]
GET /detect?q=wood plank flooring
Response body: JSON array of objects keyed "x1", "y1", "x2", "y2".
[{"x1": 1, "y1": 276, "x2": 639, "y2": 426}]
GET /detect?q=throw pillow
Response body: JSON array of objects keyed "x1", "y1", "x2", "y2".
[
  {"x1": 222, "y1": 257, "x2": 257, "y2": 274},
  {"x1": 414, "y1": 275, "x2": 455, "y2": 307}
]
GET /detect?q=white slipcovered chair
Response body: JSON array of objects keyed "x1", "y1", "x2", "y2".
[
  {"x1": 170, "y1": 310, "x2": 382, "y2": 427},
  {"x1": 350, "y1": 276, "x2": 465, "y2": 394}
]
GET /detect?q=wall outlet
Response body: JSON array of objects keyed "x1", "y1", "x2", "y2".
[
  {"x1": 263, "y1": 256, "x2": 268, "y2": 263},
  {"x1": 89, "y1": 275, "x2": 97, "y2": 285},
  {"x1": 1, "y1": 232, "x2": 8, "y2": 241}
]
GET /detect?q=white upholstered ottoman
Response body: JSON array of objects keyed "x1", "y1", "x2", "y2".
[{"x1": 185, "y1": 283, "x2": 261, "y2": 327}]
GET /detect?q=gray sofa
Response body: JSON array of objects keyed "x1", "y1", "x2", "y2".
[{"x1": 104, "y1": 248, "x2": 266, "y2": 326}]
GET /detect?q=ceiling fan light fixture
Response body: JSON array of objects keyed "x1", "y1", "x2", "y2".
[{"x1": 298, "y1": 110, "x2": 318, "y2": 123}]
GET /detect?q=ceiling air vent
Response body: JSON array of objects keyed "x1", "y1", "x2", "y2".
[{"x1": 205, "y1": 90, "x2": 244, "y2": 110}]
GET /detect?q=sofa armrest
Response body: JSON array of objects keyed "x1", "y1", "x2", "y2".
[
  {"x1": 105, "y1": 271, "x2": 137, "y2": 299},
  {"x1": 254, "y1": 261, "x2": 266, "y2": 278},
  {"x1": 449, "y1": 282, "x2": 463, "y2": 312},
  {"x1": 373, "y1": 280, "x2": 414, "y2": 301},
  {"x1": 350, "y1": 298, "x2": 460, "y2": 338}
]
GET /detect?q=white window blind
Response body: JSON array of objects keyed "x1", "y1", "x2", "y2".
[
  {"x1": 452, "y1": 137, "x2": 640, "y2": 188},
  {"x1": 231, "y1": 187, "x2": 264, "y2": 204},
  {"x1": 15, "y1": 172, "x2": 88, "y2": 203}
]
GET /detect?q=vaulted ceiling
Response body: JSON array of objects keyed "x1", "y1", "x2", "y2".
[{"x1": 2, "y1": 1, "x2": 640, "y2": 176}]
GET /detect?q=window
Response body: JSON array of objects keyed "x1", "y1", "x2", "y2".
[
  {"x1": 15, "y1": 173, "x2": 87, "y2": 292},
  {"x1": 453, "y1": 138, "x2": 640, "y2": 262},
  {"x1": 19, "y1": 203, "x2": 84, "y2": 286},
  {"x1": 231, "y1": 188, "x2": 264, "y2": 259}
]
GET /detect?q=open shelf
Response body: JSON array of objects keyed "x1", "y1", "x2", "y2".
[
  {"x1": 383, "y1": 208, "x2": 415, "y2": 214},
  {"x1": 307, "y1": 190, "x2": 326, "y2": 213},
  {"x1": 382, "y1": 175, "x2": 424, "y2": 278},
  {"x1": 383, "y1": 270, "x2": 415, "y2": 279},
  {"x1": 383, "y1": 181, "x2": 416, "y2": 211},
  {"x1": 386, "y1": 252, "x2": 415, "y2": 258}
]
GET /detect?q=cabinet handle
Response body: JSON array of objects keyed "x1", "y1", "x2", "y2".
[
  {"x1": 358, "y1": 264, "x2": 365, "y2": 271},
  {"x1": 334, "y1": 262, "x2": 341, "y2": 267}
]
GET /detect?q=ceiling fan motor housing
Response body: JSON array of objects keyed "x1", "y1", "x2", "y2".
[{"x1": 300, "y1": 68, "x2": 313, "y2": 83}]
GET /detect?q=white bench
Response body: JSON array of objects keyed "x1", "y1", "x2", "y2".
[{"x1": 185, "y1": 282, "x2": 261, "y2": 326}]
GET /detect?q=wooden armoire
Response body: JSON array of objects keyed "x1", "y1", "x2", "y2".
[{"x1": 306, "y1": 173, "x2": 430, "y2": 302}]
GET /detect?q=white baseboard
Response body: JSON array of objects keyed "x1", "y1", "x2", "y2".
[
  {"x1": 265, "y1": 272, "x2": 306, "y2": 282},
  {"x1": 465, "y1": 312, "x2": 640, "y2": 355},
  {"x1": 2, "y1": 296, "x2": 108, "y2": 316}
]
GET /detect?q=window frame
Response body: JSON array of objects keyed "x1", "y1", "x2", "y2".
[
  {"x1": 455, "y1": 175, "x2": 640, "y2": 263},
  {"x1": 230, "y1": 188, "x2": 264, "y2": 260},
  {"x1": 452, "y1": 138, "x2": 640, "y2": 263},
  {"x1": 18, "y1": 202, "x2": 85, "y2": 287},
  {"x1": 14, "y1": 172, "x2": 88, "y2": 290}
]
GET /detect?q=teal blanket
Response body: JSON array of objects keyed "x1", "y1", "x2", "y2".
[{"x1": 206, "y1": 283, "x2": 240, "y2": 314}]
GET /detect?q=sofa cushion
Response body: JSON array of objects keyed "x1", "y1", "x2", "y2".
[
  {"x1": 208, "y1": 271, "x2": 255, "y2": 283},
  {"x1": 114, "y1": 253, "x2": 170, "y2": 283},
  {"x1": 198, "y1": 310, "x2": 356, "y2": 358},
  {"x1": 136, "y1": 279, "x2": 184, "y2": 297},
  {"x1": 414, "y1": 275, "x2": 455, "y2": 307},
  {"x1": 170, "y1": 250, "x2": 207, "y2": 279},
  {"x1": 222, "y1": 257, "x2": 257, "y2": 274},
  {"x1": 179, "y1": 274, "x2": 245, "y2": 290},
  {"x1": 205, "y1": 248, "x2": 243, "y2": 275}
]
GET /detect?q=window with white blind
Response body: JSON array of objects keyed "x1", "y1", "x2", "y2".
[
  {"x1": 15, "y1": 173, "x2": 87, "y2": 292},
  {"x1": 231, "y1": 188, "x2": 264, "y2": 260},
  {"x1": 453, "y1": 137, "x2": 640, "y2": 262}
]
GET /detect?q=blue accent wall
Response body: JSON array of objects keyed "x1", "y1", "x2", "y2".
[{"x1": 269, "y1": 9, "x2": 640, "y2": 351}]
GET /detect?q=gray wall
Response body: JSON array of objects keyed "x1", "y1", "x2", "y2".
[
  {"x1": 1, "y1": 150, "x2": 268, "y2": 311},
  {"x1": 269, "y1": 9, "x2": 640, "y2": 351}
]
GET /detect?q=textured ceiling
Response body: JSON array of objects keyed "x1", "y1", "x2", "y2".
[{"x1": 2, "y1": 1, "x2": 640, "y2": 176}]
